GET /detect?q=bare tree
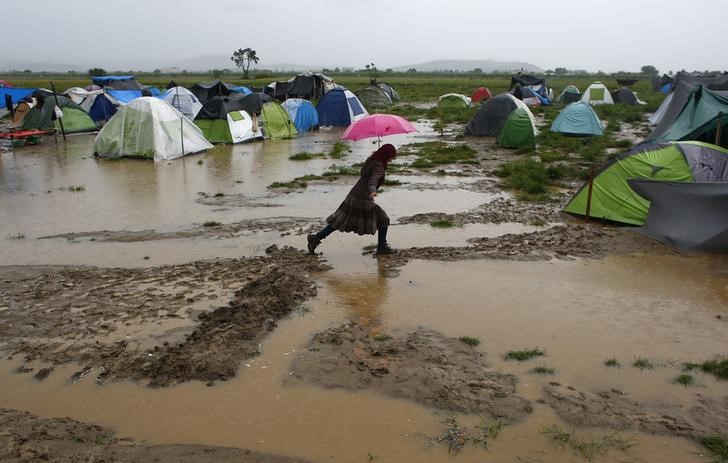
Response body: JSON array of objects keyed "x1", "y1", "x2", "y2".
[{"x1": 230, "y1": 48, "x2": 259, "y2": 79}]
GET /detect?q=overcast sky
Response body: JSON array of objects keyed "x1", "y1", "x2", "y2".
[{"x1": 4, "y1": 0, "x2": 726, "y2": 73}]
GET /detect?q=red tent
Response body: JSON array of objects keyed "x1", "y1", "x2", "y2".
[
  {"x1": 471, "y1": 87, "x2": 491, "y2": 103},
  {"x1": 0, "y1": 80, "x2": 13, "y2": 88}
]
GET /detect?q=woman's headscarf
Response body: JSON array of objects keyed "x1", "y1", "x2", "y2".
[{"x1": 369, "y1": 144, "x2": 397, "y2": 168}]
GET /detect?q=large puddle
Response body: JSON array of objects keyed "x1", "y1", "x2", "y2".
[{"x1": 1, "y1": 126, "x2": 727, "y2": 462}]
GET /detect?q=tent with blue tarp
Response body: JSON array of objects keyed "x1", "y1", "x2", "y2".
[
  {"x1": 316, "y1": 88, "x2": 367, "y2": 127},
  {"x1": 551, "y1": 101, "x2": 603, "y2": 137},
  {"x1": 88, "y1": 93, "x2": 118, "y2": 123},
  {"x1": 230, "y1": 86, "x2": 252, "y2": 95},
  {"x1": 0, "y1": 87, "x2": 37, "y2": 105},
  {"x1": 92, "y1": 75, "x2": 144, "y2": 90},
  {"x1": 281, "y1": 98, "x2": 318, "y2": 132},
  {"x1": 107, "y1": 90, "x2": 142, "y2": 104}
]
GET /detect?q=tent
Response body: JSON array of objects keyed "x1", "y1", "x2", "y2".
[
  {"x1": 611, "y1": 87, "x2": 645, "y2": 105},
  {"x1": 628, "y1": 180, "x2": 728, "y2": 251},
  {"x1": 64, "y1": 87, "x2": 103, "y2": 112},
  {"x1": 106, "y1": 89, "x2": 142, "y2": 105},
  {"x1": 18, "y1": 92, "x2": 97, "y2": 134},
  {"x1": 194, "y1": 95, "x2": 263, "y2": 144},
  {"x1": 513, "y1": 86, "x2": 544, "y2": 106},
  {"x1": 510, "y1": 74, "x2": 550, "y2": 105},
  {"x1": 0, "y1": 87, "x2": 36, "y2": 105},
  {"x1": 557, "y1": 85, "x2": 581, "y2": 104},
  {"x1": 159, "y1": 86, "x2": 202, "y2": 120},
  {"x1": 91, "y1": 75, "x2": 144, "y2": 91},
  {"x1": 357, "y1": 86, "x2": 392, "y2": 109},
  {"x1": 88, "y1": 93, "x2": 119, "y2": 123},
  {"x1": 471, "y1": 87, "x2": 492, "y2": 103},
  {"x1": 316, "y1": 88, "x2": 368, "y2": 127},
  {"x1": 551, "y1": 101, "x2": 603, "y2": 137},
  {"x1": 95, "y1": 97, "x2": 212, "y2": 160},
  {"x1": 437, "y1": 93, "x2": 470, "y2": 109},
  {"x1": 564, "y1": 141, "x2": 728, "y2": 225},
  {"x1": 235, "y1": 92, "x2": 273, "y2": 115},
  {"x1": 657, "y1": 87, "x2": 728, "y2": 145},
  {"x1": 497, "y1": 108, "x2": 536, "y2": 149},
  {"x1": 230, "y1": 86, "x2": 252, "y2": 95},
  {"x1": 0, "y1": 80, "x2": 12, "y2": 87},
  {"x1": 265, "y1": 73, "x2": 335, "y2": 101},
  {"x1": 648, "y1": 92, "x2": 672, "y2": 125},
  {"x1": 259, "y1": 101, "x2": 297, "y2": 139},
  {"x1": 189, "y1": 80, "x2": 235, "y2": 104},
  {"x1": 581, "y1": 82, "x2": 613, "y2": 105},
  {"x1": 281, "y1": 98, "x2": 318, "y2": 132},
  {"x1": 377, "y1": 83, "x2": 400, "y2": 102},
  {"x1": 464, "y1": 93, "x2": 534, "y2": 137}
]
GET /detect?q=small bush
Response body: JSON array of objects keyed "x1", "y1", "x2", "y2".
[
  {"x1": 458, "y1": 336, "x2": 480, "y2": 346},
  {"x1": 683, "y1": 357, "x2": 728, "y2": 380},
  {"x1": 529, "y1": 366, "x2": 555, "y2": 375},
  {"x1": 289, "y1": 151, "x2": 325, "y2": 161},
  {"x1": 632, "y1": 357, "x2": 653, "y2": 370},
  {"x1": 672, "y1": 374, "x2": 694, "y2": 386},
  {"x1": 431, "y1": 219, "x2": 458, "y2": 228},
  {"x1": 503, "y1": 348, "x2": 545, "y2": 362},
  {"x1": 701, "y1": 436, "x2": 728, "y2": 462},
  {"x1": 604, "y1": 357, "x2": 620, "y2": 367}
]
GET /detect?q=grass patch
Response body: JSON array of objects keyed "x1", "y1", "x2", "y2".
[
  {"x1": 701, "y1": 436, "x2": 728, "y2": 462},
  {"x1": 322, "y1": 165, "x2": 359, "y2": 177},
  {"x1": 430, "y1": 219, "x2": 459, "y2": 228},
  {"x1": 289, "y1": 151, "x2": 326, "y2": 161},
  {"x1": 430, "y1": 416, "x2": 508, "y2": 455},
  {"x1": 202, "y1": 221, "x2": 221, "y2": 227},
  {"x1": 362, "y1": 243, "x2": 378, "y2": 252},
  {"x1": 529, "y1": 366, "x2": 555, "y2": 375},
  {"x1": 503, "y1": 348, "x2": 545, "y2": 362},
  {"x1": 269, "y1": 174, "x2": 320, "y2": 189},
  {"x1": 604, "y1": 357, "x2": 620, "y2": 367},
  {"x1": 383, "y1": 178, "x2": 401, "y2": 186},
  {"x1": 672, "y1": 374, "x2": 695, "y2": 386},
  {"x1": 458, "y1": 336, "x2": 480, "y2": 346},
  {"x1": 400, "y1": 141, "x2": 477, "y2": 168},
  {"x1": 213, "y1": 192, "x2": 224, "y2": 197},
  {"x1": 683, "y1": 357, "x2": 728, "y2": 380},
  {"x1": 8, "y1": 233, "x2": 25, "y2": 240},
  {"x1": 494, "y1": 159, "x2": 553, "y2": 201},
  {"x1": 328, "y1": 141, "x2": 349, "y2": 159},
  {"x1": 372, "y1": 334, "x2": 391, "y2": 342},
  {"x1": 632, "y1": 357, "x2": 653, "y2": 370},
  {"x1": 530, "y1": 217, "x2": 548, "y2": 227},
  {"x1": 542, "y1": 424, "x2": 636, "y2": 462},
  {"x1": 64, "y1": 185, "x2": 86, "y2": 192}
]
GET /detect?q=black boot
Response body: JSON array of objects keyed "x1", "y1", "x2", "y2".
[
  {"x1": 375, "y1": 243, "x2": 397, "y2": 255},
  {"x1": 307, "y1": 234, "x2": 321, "y2": 254}
]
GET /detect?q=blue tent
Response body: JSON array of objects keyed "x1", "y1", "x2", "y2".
[
  {"x1": 660, "y1": 83, "x2": 673, "y2": 94},
  {"x1": 281, "y1": 98, "x2": 318, "y2": 132},
  {"x1": 107, "y1": 89, "x2": 142, "y2": 104},
  {"x1": 0, "y1": 87, "x2": 36, "y2": 105},
  {"x1": 230, "y1": 86, "x2": 252, "y2": 95},
  {"x1": 551, "y1": 101, "x2": 603, "y2": 136},
  {"x1": 316, "y1": 88, "x2": 367, "y2": 127},
  {"x1": 92, "y1": 75, "x2": 135, "y2": 85},
  {"x1": 88, "y1": 94, "x2": 118, "y2": 123}
]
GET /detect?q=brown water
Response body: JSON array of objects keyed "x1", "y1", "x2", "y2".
[{"x1": 1, "y1": 129, "x2": 727, "y2": 462}]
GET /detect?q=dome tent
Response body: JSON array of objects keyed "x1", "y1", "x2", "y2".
[
  {"x1": 557, "y1": 85, "x2": 581, "y2": 104},
  {"x1": 194, "y1": 95, "x2": 263, "y2": 144},
  {"x1": 160, "y1": 86, "x2": 203, "y2": 120},
  {"x1": 464, "y1": 93, "x2": 535, "y2": 137},
  {"x1": 376, "y1": 82, "x2": 400, "y2": 102},
  {"x1": 259, "y1": 101, "x2": 297, "y2": 139},
  {"x1": 281, "y1": 98, "x2": 318, "y2": 133},
  {"x1": 611, "y1": 87, "x2": 646, "y2": 105},
  {"x1": 94, "y1": 97, "x2": 212, "y2": 161},
  {"x1": 316, "y1": 88, "x2": 368, "y2": 127},
  {"x1": 19, "y1": 92, "x2": 97, "y2": 134},
  {"x1": 471, "y1": 87, "x2": 492, "y2": 103},
  {"x1": 551, "y1": 101, "x2": 603, "y2": 137},
  {"x1": 581, "y1": 82, "x2": 614, "y2": 105},
  {"x1": 497, "y1": 108, "x2": 536, "y2": 149},
  {"x1": 437, "y1": 93, "x2": 471, "y2": 109},
  {"x1": 356, "y1": 86, "x2": 392, "y2": 109}
]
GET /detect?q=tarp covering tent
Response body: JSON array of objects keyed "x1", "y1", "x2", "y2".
[
  {"x1": 652, "y1": 74, "x2": 673, "y2": 92},
  {"x1": 159, "y1": 86, "x2": 202, "y2": 120},
  {"x1": 513, "y1": 86, "x2": 544, "y2": 106},
  {"x1": 235, "y1": 92, "x2": 273, "y2": 116},
  {"x1": 92, "y1": 75, "x2": 144, "y2": 91},
  {"x1": 189, "y1": 80, "x2": 235, "y2": 104},
  {"x1": 0, "y1": 87, "x2": 36, "y2": 105},
  {"x1": 316, "y1": 88, "x2": 368, "y2": 127},
  {"x1": 464, "y1": 93, "x2": 534, "y2": 137},
  {"x1": 551, "y1": 101, "x2": 603, "y2": 137},
  {"x1": 611, "y1": 87, "x2": 645, "y2": 105},
  {"x1": 106, "y1": 89, "x2": 142, "y2": 105},
  {"x1": 471, "y1": 87, "x2": 492, "y2": 103},
  {"x1": 649, "y1": 72, "x2": 728, "y2": 138},
  {"x1": 377, "y1": 82, "x2": 400, "y2": 102},
  {"x1": 64, "y1": 87, "x2": 102, "y2": 112},
  {"x1": 510, "y1": 74, "x2": 550, "y2": 105},
  {"x1": 628, "y1": 180, "x2": 728, "y2": 251},
  {"x1": 259, "y1": 101, "x2": 297, "y2": 139},
  {"x1": 230, "y1": 86, "x2": 252, "y2": 95},
  {"x1": 497, "y1": 108, "x2": 536, "y2": 149},
  {"x1": 581, "y1": 82, "x2": 613, "y2": 105},
  {"x1": 286, "y1": 73, "x2": 334, "y2": 100},
  {"x1": 657, "y1": 87, "x2": 728, "y2": 145},
  {"x1": 88, "y1": 93, "x2": 119, "y2": 123},
  {"x1": 19, "y1": 92, "x2": 97, "y2": 133},
  {"x1": 95, "y1": 97, "x2": 212, "y2": 161},
  {"x1": 281, "y1": 98, "x2": 318, "y2": 132},
  {"x1": 564, "y1": 141, "x2": 728, "y2": 225},
  {"x1": 437, "y1": 93, "x2": 470, "y2": 109},
  {"x1": 357, "y1": 86, "x2": 392, "y2": 109},
  {"x1": 557, "y1": 85, "x2": 581, "y2": 104}
]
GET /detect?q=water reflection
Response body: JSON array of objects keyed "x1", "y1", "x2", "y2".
[{"x1": 323, "y1": 260, "x2": 391, "y2": 330}]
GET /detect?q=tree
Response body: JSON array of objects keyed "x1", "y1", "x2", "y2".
[
  {"x1": 230, "y1": 48, "x2": 259, "y2": 79},
  {"x1": 641, "y1": 65, "x2": 658, "y2": 76},
  {"x1": 473, "y1": 68, "x2": 483, "y2": 74},
  {"x1": 88, "y1": 67, "x2": 106, "y2": 77},
  {"x1": 554, "y1": 67, "x2": 568, "y2": 75}
]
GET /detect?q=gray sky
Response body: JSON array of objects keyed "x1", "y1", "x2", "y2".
[{"x1": 5, "y1": 0, "x2": 727, "y2": 73}]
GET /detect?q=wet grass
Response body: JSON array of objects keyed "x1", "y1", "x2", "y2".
[
  {"x1": 701, "y1": 436, "x2": 728, "y2": 462},
  {"x1": 329, "y1": 141, "x2": 350, "y2": 159},
  {"x1": 372, "y1": 334, "x2": 391, "y2": 342},
  {"x1": 503, "y1": 348, "x2": 545, "y2": 362},
  {"x1": 494, "y1": 159, "x2": 560, "y2": 201},
  {"x1": 632, "y1": 357, "x2": 653, "y2": 370},
  {"x1": 430, "y1": 219, "x2": 459, "y2": 228},
  {"x1": 400, "y1": 141, "x2": 477, "y2": 168},
  {"x1": 529, "y1": 366, "x2": 555, "y2": 375},
  {"x1": 542, "y1": 424, "x2": 636, "y2": 462},
  {"x1": 362, "y1": 243, "x2": 378, "y2": 252},
  {"x1": 202, "y1": 221, "x2": 222, "y2": 227},
  {"x1": 604, "y1": 357, "x2": 621, "y2": 368},
  {"x1": 289, "y1": 151, "x2": 326, "y2": 161},
  {"x1": 672, "y1": 374, "x2": 695, "y2": 386},
  {"x1": 458, "y1": 336, "x2": 480, "y2": 346},
  {"x1": 530, "y1": 217, "x2": 548, "y2": 227},
  {"x1": 59, "y1": 185, "x2": 86, "y2": 192},
  {"x1": 7, "y1": 233, "x2": 25, "y2": 240},
  {"x1": 683, "y1": 357, "x2": 728, "y2": 380},
  {"x1": 429, "y1": 415, "x2": 508, "y2": 455}
]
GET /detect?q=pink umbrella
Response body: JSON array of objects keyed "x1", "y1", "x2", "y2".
[{"x1": 341, "y1": 114, "x2": 417, "y2": 145}]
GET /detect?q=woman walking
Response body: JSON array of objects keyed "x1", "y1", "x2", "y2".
[{"x1": 308, "y1": 143, "x2": 397, "y2": 255}]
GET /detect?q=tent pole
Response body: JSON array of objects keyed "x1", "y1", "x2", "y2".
[
  {"x1": 715, "y1": 114, "x2": 723, "y2": 146},
  {"x1": 175, "y1": 86, "x2": 185, "y2": 157},
  {"x1": 585, "y1": 167, "x2": 595, "y2": 220},
  {"x1": 50, "y1": 81, "x2": 66, "y2": 142}
]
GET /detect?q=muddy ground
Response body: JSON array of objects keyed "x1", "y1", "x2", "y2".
[{"x1": 0, "y1": 408, "x2": 311, "y2": 463}]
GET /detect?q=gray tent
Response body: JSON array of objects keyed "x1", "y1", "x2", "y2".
[
  {"x1": 629, "y1": 179, "x2": 728, "y2": 251},
  {"x1": 465, "y1": 94, "x2": 524, "y2": 136},
  {"x1": 611, "y1": 87, "x2": 643, "y2": 105},
  {"x1": 377, "y1": 82, "x2": 401, "y2": 102}
]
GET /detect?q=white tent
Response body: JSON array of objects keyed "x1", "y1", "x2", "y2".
[
  {"x1": 581, "y1": 82, "x2": 614, "y2": 105},
  {"x1": 648, "y1": 92, "x2": 673, "y2": 126},
  {"x1": 437, "y1": 93, "x2": 472, "y2": 107},
  {"x1": 226, "y1": 110, "x2": 263, "y2": 143},
  {"x1": 159, "y1": 86, "x2": 203, "y2": 120},
  {"x1": 94, "y1": 97, "x2": 212, "y2": 161},
  {"x1": 64, "y1": 87, "x2": 103, "y2": 113}
]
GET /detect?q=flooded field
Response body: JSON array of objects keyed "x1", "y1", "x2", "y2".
[{"x1": 1, "y1": 124, "x2": 727, "y2": 462}]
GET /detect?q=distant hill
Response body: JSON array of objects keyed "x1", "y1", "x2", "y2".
[{"x1": 392, "y1": 59, "x2": 543, "y2": 73}]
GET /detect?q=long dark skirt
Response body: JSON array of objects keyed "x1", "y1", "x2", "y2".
[{"x1": 326, "y1": 194, "x2": 390, "y2": 235}]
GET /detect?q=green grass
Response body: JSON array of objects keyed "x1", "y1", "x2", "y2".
[
  {"x1": 494, "y1": 159, "x2": 552, "y2": 201},
  {"x1": 400, "y1": 141, "x2": 477, "y2": 168},
  {"x1": 701, "y1": 436, "x2": 728, "y2": 462},
  {"x1": 542, "y1": 424, "x2": 636, "y2": 462},
  {"x1": 683, "y1": 357, "x2": 728, "y2": 380},
  {"x1": 632, "y1": 357, "x2": 653, "y2": 370},
  {"x1": 202, "y1": 221, "x2": 221, "y2": 227},
  {"x1": 503, "y1": 348, "x2": 545, "y2": 362},
  {"x1": 372, "y1": 334, "x2": 392, "y2": 342},
  {"x1": 430, "y1": 219, "x2": 459, "y2": 228},
  {"x1": 672, "y1": 374, "x2": 694, "y2": 386},
  {"x1": 269, "y1": 174, "x2": 321, "y2": 189},
  {"x1": 362, "y1": 243, "x2": 378, "y2": 252},
  {"x1": 604, "y1": 357, "x2": 620, "y2": 368},
  {"x1": 458, "y1": 336, "x2": 480, "y2": 346},
  {"x1": 289, "y1": 151, "x2": 326, "y2": 161},
  {"x1": 8, "y1": 233, "x2": 25, "y2": 240},
  {"x1": 63, "y1": 185, "x2": 86, "y2": 192},
  {"x1": 528, "y1": 366, "x2": 555, "y2": 375},
  {"x1": 328, "y1": 141, "x2": 349, "y2": 159}
]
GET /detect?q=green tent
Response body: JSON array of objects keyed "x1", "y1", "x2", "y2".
[
  {"x1": 260, "y1": 101, "x2": 297, "y2": 139},
  {"x1": 437, "y1": 93, "x2": 470, "y2": 109},
  {"x1": 21, "y1": 95, "x2": 97, "y2": 134},
  {"x1": 564, "y1": 141, "x2": 728, "y2": 225},
  {"x1": 660, "y1": 86, "x2": 728, "y2": 146},
  {"x1": 356, "y1": 86, "x2": 392, "y2": 110},
  {"x1": 557, "y1": 85, "x2": 581, "y2": 104},
  {"x1": 497, "y1": 108, "x2": 535, "y2": 149}
]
